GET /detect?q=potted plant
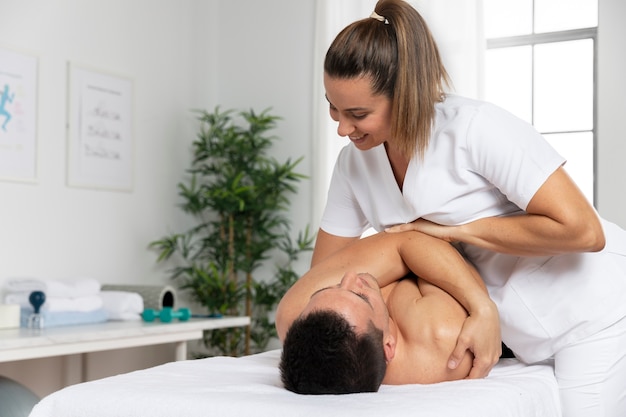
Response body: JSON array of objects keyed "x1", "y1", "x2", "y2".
[{"x1": 150, "y1": 107, "x2": 313, "y2": 356}]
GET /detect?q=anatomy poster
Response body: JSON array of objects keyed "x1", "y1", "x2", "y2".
[
  {"x1": 67, "y1": 64, "x2": 133, "y2": 191},
  {"x1": 0, "y1": 47, "x2": 37, "y2": 182}
]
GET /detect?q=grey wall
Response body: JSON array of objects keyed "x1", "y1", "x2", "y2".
[{"x1": 597, "y1": 0, "x2": 626, "y2": 225}]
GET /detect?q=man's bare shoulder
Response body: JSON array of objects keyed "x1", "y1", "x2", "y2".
[{"x1": 383, "y1": 278, "x2": 472, "y2": 384}]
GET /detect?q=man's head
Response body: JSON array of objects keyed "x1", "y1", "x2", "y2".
[
  {"x1": 279, "y1": 309, "x2": 386, "y2": 394},
  {"x1": 279, "y1": 271, "x2": 395, "y2": 394}
]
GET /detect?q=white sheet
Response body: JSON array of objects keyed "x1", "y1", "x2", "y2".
[{"x1": 29, "y1": 349, "x2": 561, "y2": 417}]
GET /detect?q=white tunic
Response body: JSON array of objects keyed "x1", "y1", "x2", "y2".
[{"x1": 320, "y1": 95, "x2": 626, "y2": 363}]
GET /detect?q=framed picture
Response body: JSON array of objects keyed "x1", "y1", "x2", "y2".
[
  {"x1": 0, "y1": 46, "x2": 38, "y2": 182},
  {"x1": 67, "y1": 63, "x2": 133, "y2": 191}
]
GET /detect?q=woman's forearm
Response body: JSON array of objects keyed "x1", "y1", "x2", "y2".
[
  {"x1": 388, "y1": 167, "x2": 606, "y2": 257},
  {"x1": 452, "y1": 212, "x2": 604, "y2": 256}
]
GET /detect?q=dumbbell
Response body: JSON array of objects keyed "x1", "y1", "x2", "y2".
[{"x1": 142, "y1": 307, "x2": 191, "y2": 323}]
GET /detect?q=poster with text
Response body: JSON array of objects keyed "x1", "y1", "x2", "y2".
[{"x1": 67, "y1": 64, "x2": 133, "y2": 191}]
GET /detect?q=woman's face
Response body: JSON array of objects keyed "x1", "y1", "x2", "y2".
[{"x1": 324, "y1": 73, "x2": 393, "y2": 151}]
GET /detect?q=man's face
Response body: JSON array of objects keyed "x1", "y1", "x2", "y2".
[{"x1": 300, "y1": 271, "x2": 390, "y2": 335}]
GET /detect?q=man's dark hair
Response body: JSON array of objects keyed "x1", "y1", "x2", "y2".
[{"x1": 279, "y1": 309, "x2": 387, "y2": 394}]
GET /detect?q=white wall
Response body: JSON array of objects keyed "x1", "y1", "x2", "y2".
[
  {"x1": 0, "y1": 0, "x2": 220, "y2": 396},
  {"x1": 0, "y1": 0, "x2": 217, "y2": 286},
  {"x1": 0, "y1": 0, "x2": 315, "y2": 397},
  {"x1": 213, "y1": 0, "x2": 315, "y2": 239}
]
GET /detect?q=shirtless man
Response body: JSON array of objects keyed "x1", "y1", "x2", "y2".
[{"x1": 275, "y1": 231, "x2": 501, "y2": 394}]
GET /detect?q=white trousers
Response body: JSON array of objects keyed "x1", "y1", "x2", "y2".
[{"x1": 554, "y1": 316, "x2": 626, "y2": 417}]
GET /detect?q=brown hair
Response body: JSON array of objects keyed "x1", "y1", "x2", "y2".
[{"x1": 324, "y1": 0, "x2": 450, "y2": 159}]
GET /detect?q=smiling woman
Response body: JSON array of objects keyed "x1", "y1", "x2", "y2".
[
  {"x1": 325, "y1": 76, "x2": 392, "y2": 151},
  {"x1": 311, "y1": 0, "x2": 483, "y2": 224},
  {"x1": 310, "y1": 1, "x2": 626, "y2": 415}
]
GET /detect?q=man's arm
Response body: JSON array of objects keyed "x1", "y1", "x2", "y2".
[
  {"x1": 276, "y1": 231, "x2": 411, "y2": 341},
  {"x1": 275, "y1": 230, "x2": 500, "y2": 378},
  {"x1": 385, "y1": 278, "x2": 474, "y2": 384},
  {"x1": 310, "y1": 228, "x2": 359, "y2": 267},
  {"x1": 393, "y1": 233, "x2": 501, "y2": 378},
  {"x1": 277, "y1": 232, "x2": 489, "y2": 331}
]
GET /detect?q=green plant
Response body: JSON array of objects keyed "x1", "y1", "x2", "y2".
[{"x1": 150, "y1": 107, "x2": 313, "y2": 356}]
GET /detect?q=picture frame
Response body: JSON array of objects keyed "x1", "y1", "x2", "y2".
[
  {"x1": 0, "y1": 46, "x2": 38, "y2": 183},
  {"x1": 67, "y1": 63, "x2": 133, "y2": 191}
]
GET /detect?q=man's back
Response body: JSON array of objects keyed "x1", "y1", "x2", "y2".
[{"x1": 382, "y1": 277, "x2": 473, "y2": 384}]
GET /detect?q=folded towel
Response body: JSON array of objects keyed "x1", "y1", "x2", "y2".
[
  {"x1": 4, "y1": 293, "x2": 104, "y2": 312},
  {"x1": 3, "y1": 277, "x2": 46, "y2": 293},
  {"x1": 19, "y1": 307, "x2": 109, "y2": 328},
  {"x1": 101, "y1": 291, "x2": 144, "y2": 321},
  {"x1": 46, "y1": 278, "x2": 101, "y2": 298},
  {"x1": 4, "y1": 277, "x2": 101, "y2": 298}
]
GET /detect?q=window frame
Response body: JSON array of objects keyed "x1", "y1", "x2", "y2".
[{"x1": 485, "y1": 24, "x2": 598, "y2": 205}]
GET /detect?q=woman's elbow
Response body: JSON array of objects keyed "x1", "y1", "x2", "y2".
[
  {"x1": 587, "y1": 226, "x2": 605, "y2": 252},
  {"x1": 577, "y1": 217, "x2": 605, "y2": 252}
]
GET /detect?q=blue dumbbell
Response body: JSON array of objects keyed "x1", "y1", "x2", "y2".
[{"x1": 142, "y1": 307, "x2": 191, "y2": 323}]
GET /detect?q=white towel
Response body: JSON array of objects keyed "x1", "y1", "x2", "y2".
[
  {"x1": 100, "y1": 291, "x2": 144, "y2": 321},
  {"x1": 3, "y1": 277, "x2": 46, "y2": 292},
  {"x1": 46, "y1": 278, "x2": 101, "y2": 297},
  {"x1": 19, "y1": 307, "x2": 109, "y2": 328},
  {"x1": 4, "y1": 277, "x2": 101, "y2": 298},
  {"x1": 4, "y1": 293, "x2": 104, "y2": 312}
]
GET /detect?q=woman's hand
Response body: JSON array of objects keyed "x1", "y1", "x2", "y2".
[
  {"x1": 386, "y1": 219, "x2": 456, "y2": 242},
  {"x1": 449, "y1": 300, "x2": 502, "y2": 379}
]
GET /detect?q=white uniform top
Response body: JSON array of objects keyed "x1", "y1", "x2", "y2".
[{"x1": 321, "y1": 95, "x2": 626, "y2": 363}]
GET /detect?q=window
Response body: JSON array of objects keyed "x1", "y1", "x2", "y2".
[{"x1": 483, "y1": 0, "x2": 598, "y2": 204}]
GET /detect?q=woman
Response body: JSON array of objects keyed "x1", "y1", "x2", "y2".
[{"x1": 314, "y1": 1, "x2": 626, "y2": 416}]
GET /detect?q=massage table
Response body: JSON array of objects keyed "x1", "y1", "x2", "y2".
[{"x1": 29, "y1": 349, "x2": 561, "y2": 417}]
